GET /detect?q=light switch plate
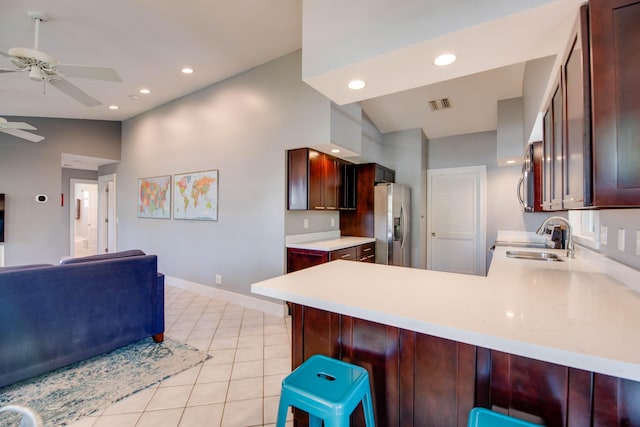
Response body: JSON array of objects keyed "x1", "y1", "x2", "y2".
[
  {"x1": 303, "y1": 218, "x2": 309, "y2": 229},
  {"x1": 331, "y1": 218, "x2": 335, "y2": 227},
  {"x1": 618, "y1": 228, "x2": 626, "y2": 252}
]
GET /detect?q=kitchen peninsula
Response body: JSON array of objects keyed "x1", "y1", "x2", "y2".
[{"x1": 252, "y1": 246, "x2": 640, "y2": 426}]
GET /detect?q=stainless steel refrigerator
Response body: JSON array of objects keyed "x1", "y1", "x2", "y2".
[{"x1": 374, "y1": 183, "x2": 411, "y2": 266}]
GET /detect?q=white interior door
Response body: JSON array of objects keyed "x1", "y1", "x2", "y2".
[
  {"x1": 98, "y1": 174, "x2": 117, "y2": 253},
  {"x1": 427, "y1": 166, "x2": 486, "y2": 276}
]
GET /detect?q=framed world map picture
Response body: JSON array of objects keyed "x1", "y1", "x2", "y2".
[
  {"x1": 173, "y1": 169, "x2": 219, "y2": 221},
  {"x1": 138, "y1": 175, "x2": 171, "y2": 219}
]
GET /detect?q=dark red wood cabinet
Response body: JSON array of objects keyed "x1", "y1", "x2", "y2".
[
  {"x1": 290, "y1": 303, "x2": 640, "y2": 427},
  {"x1": 340, "y1": 163, "x2": 395, "y2": 237},
  {"x1": 287, "y1": 148, "x2": 357, "y2": 211},
  {"x1": 287, "y1": 242, "x2": 375, "y2": 273},
  {"x1": 542, "y1": 1, "x2": 640, "y2": 209},
  {"x1": 590, "y1": 0, "x2": 640, "y2": 206}
]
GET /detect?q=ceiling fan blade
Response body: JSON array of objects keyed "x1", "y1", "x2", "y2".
[
  {"x1": 0, "y1": 68, "x2": 19, "y2": 74},
  {"x1": 0, "y1": 50, "x2": 10, "y2": 57},
  {"x1": 49, "y1": 78, "x2": 101, "y2": 107},
  {"x1": 0, "y1": 122, "x2": 37, "y2": 130},
  {"x1": 1, "y1": 128, "x2": 45, "y2": 142},
  {"x1": 56, "y1": 64, "x2": 122, "y2": 82}
]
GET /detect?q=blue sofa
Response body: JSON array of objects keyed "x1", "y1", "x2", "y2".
[{"x1": 0, "y1": 250, "x2": 164, "y2": 388}]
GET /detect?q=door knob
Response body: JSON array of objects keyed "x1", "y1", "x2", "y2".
[{"x1": 431, "y1": 232, "x2": 436, "y2": 237}]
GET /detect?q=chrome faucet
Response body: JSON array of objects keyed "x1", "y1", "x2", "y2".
[{"x1": 536, "y1": 216, "x2": 574, "y2": 258}]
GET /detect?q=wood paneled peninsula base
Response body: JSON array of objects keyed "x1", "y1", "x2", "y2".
[
  {"x1": 290, "y1": 303, "x2": 640, "y2": 427},
  {"x1": 251, "y1": 249, "x2": 640, "y2": 427}
]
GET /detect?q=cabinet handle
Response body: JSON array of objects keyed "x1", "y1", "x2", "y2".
[
  {"x1": 314, "y1": 206, "x2": 326, "y2": 210},
  {"x1": 326, "y1": 206, "x2": 336, "y2": 210},
  {"x1": 362, "y1": 247, "x2": 372, "y2": 252},
  {"x1": 341, "y1": 253, "x2": 351, "y2": 258}
]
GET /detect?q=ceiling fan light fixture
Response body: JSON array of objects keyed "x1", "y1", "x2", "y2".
[
  {"x1": 433, "y1": 53, "x2": 457, "y2": 67},
  {"x1": 28, "y1": 66, "x2": 45, "y2": 81}
]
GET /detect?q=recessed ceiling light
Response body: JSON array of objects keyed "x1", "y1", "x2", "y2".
[
  {"x1": 108, "y1": 105, "x2": 119, "y2": 110},
  {"x1": 347, "y1": 80, "x2": 366, "y2": 90},
  {"x1": 181, "y1": 67, "x2": 194, "y2": 74},
  {"x1": 139, "y1": 88, "x2": 151, "y2": 94},
  {"x1": 331, "y1": 149, "x2": 341, "y2": 153},
  {"x1": 433, "y1": 53, "x2": 457, "y2": 67},
  {"x1": 505, "y1": 159, "x2": 516, "y2": 164},
  {"x1": 129, "y1": 94, "x2": 141, "y2": 100}
]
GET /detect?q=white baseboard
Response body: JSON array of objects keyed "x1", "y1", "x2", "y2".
[{"x1": 164, "y1": 275, "x2": 287, "y2": 317}]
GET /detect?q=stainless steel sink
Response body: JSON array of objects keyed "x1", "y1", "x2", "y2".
[{"x1": 506, "y1": 250, "x2": 564, "y2": 262}]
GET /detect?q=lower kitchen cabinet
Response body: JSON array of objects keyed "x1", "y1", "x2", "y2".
[{"x1": 287, "y1": 242, "x2": 375, "y2": 273}]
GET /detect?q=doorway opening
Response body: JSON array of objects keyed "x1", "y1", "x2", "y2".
[{"x1": 70, "y1": 180, "x2": 98, "y2": 258}]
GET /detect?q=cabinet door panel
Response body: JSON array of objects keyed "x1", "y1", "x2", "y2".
[
  {"x1": 287, "y1": 148, "x2": 309, "y2": 210},
  {"x1": 590, "y1": 0, "x2": 640, "y2": 206},
  {"x1": 542, "y1": 110, "x2": 553, "y2": 210},
  {"x1": 551, "y1": 84, "x2": 564, "y2": 210},
  {"x1": 563, "y1": 5, "x2": 591, "y2": 208},
  {"x1": 286, "y1": 248, "x2": 328, "y2": 273},
  {"x1": 308, "y1": 150, "x2": 324, "y2": 209},
  {"x1": 324, "y1": 155, "x2": 338, "y2": 210}
]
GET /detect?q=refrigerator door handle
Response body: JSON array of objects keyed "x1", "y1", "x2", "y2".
[{"x1": 400, "y1": 204, "x2": 407, "y2": 249}]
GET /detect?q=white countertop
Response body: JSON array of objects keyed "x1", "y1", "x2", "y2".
[
  {"x1": 286, "y1": 236, "x2": 376, "y2": 252},
  {"x1": 251, "y1": 246, "x2": 640, "y2": 382}
]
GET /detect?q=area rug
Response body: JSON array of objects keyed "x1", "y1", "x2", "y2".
[{"x1": 0, "y1": 337, "x2": 210, "y2": 426}]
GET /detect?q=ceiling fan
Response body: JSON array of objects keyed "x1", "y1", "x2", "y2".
[
  {"x1": 0, "y1": 117, "x2": 44, "y2": 142},
  {"x1": 0, "y1": 11, "x2": 122, "y2": 107}
]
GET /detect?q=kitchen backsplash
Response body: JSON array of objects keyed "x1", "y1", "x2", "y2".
[{"x1": 596, "y1": 208, "x2": 640, "y2": 271}]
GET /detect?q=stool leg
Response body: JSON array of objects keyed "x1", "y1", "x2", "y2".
[
  {"x1": 275, "y1": 400, "x2": 289, "y2": 427},
  {"x1": 309, "y1": 414, "x2": 323, "y2": 427},
  {"x1": 362, "y1": 391, "x2": 375, "y2": 427}
]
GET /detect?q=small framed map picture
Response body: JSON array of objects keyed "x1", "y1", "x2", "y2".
[
  {"x1": 138, "y1": 175, "x2": 172, "y2": 219},
  {"x1": 173, "y1": 169, "x2": 219, "y2": 221}
]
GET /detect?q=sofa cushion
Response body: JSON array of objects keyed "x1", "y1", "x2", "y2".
[{"x1": 60, "y1": 249, "x2": 146, "y2": 265}]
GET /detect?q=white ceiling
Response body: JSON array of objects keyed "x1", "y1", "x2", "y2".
[
  {"x1": 0, "y1": 0, "x2": 302, "y2": 121},
  {"x1": 0, "y1": 0, "x2": 583, "y2": 144}
]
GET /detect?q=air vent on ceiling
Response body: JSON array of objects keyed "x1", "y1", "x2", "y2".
[{"x1": 428, "y1": 97, "x2": 452, "y2": 111}]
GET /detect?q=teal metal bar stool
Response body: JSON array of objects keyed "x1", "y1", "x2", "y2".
[
  {"x1": 468, "y1": 408, "x2": 542, "y2": 427},
  {"x1": 276, "y1": 354, "x2": 375, "y2": 427}
]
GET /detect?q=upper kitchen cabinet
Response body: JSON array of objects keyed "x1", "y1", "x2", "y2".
[
  {"x1": 542, "y1": 1, "x2": 640, "y2": 210},
  {"x1": 590, "y1": 0, "x2": 640, "y2": 206},
  {"x1": 287, "y1": 148, "x2": 356, "y2": 211}
]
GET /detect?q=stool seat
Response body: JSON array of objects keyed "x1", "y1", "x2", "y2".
[
  {"x1": 277, "y1": 354, "x2": 375, "y2": 427},
  {"x1": 468, "y1": 408, "x2": 541, "y2": 427}
]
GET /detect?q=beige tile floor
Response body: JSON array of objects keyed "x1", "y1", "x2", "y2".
[{"x1": 69, "y1": 285, "x2": 293, "y2": 427}]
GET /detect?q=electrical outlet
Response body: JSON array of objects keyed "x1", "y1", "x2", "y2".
[
  {"x1": 600, "y1": 225, "x2": 608, "y2": 246},
  {"x1": 618, "y1": 228, "x2": 626, "y2": 252},
  {"x1": 215, "y1": 274, "x2": 222, "y2": 285},
  {"x1": 303, "y1": 218, "x2": 309, "y2": 229},
  {"x1": 331, "y1": 218, "x2": 335, "y2": 227}
]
